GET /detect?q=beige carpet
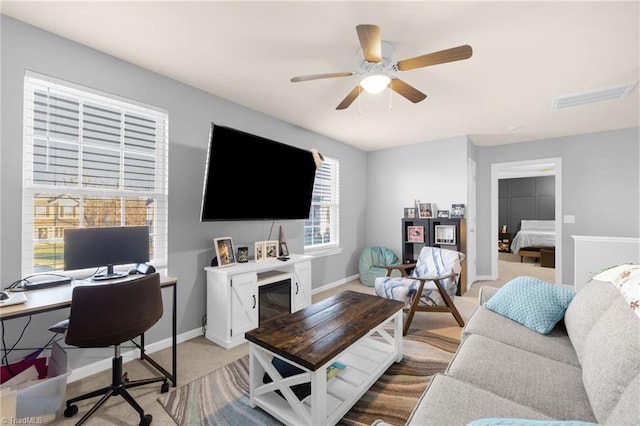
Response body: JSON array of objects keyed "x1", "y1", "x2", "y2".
[
  {"x1": 53, "y1": 251, "x2": 552, "y2": 425},
  {"x1": 470, "y1": 251, "x2": 556, "y2": 297}
]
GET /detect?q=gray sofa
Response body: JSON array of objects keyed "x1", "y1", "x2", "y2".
[{"x1": 407, "y1": 279, "x2": 640, "y2": 425}]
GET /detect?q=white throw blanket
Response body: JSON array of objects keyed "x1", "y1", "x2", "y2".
[
  {"x1": 511, "y1": 220, "x2": 556, "y2": 254},
  {"x1": 374, "y1": 247, "x2": 464, "y2": 307}
]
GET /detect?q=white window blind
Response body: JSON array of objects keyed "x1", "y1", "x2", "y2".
[
  {"x1": 304, "y1": 156, "x2": 339, "y2": 250},
  {"x1": 22, "y1": 73, "x2": 169, "y2": 276}
]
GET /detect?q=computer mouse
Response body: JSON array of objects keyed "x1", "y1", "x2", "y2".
[
  {"x1": 128, "y1": 268, "x2": 140, "y2": 275},
  {"x1": 0, "y1": 291, "x2": 9, "y2": 301}
]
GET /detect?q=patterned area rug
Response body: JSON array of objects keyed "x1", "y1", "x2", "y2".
[{"x1": 159, "y1": 329, "x2": 458, "y2": 426}]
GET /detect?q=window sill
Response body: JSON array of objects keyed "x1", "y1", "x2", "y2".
[{"x1": 304, "y1": 246, "x2": 343, "y2": 258}]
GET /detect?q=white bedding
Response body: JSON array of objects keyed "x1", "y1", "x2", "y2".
[{"x1": 510, "y1": 220, "x2": 556, "y2": 254}]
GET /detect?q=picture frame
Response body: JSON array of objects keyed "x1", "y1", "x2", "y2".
[
  {"x1": 437, "y1": 209, "x2": 450, "y2": 218},
  {"x1": 214, "y1": 237, "x2": 236, "y2": 267},
  {"x1": 265, "y1": 240, "x2": 279, "y2": 260},
  {"x1": 237, "y1": 246, "x2": 249, "y2": 263},
  {"x1": 407, "y1": 226, "x2": 424, "y2": 243},
  {"x1": 404, "y1": 207, "x2": 416, "y2": 219},
  {"x1": 418, "y1": 202, "x2": 433, "y2": 218},
  {"x1": 279, "y1": 241, "x2": 289, "y2": 257},
  {"x1": 451, "y1": 203, "x2": 465, "y2": 218},
  {"x1": 435, "y1": 225, "x2": 456, "y2": 245},
  {"x1": 254, "y1": 241, "x2": 265, "y2": 261}
]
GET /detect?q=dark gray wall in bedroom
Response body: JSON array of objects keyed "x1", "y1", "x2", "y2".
[{"x1": 499, "y1": 176, "x2": 555, "y2": 236}]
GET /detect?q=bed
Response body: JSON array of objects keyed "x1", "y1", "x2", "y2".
[{"x1": 510, "y1": 220, "x2": 556, "y2": 262}]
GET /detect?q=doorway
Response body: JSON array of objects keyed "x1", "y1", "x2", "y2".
[{"x1": 491, "y1": 158, "x2": 562, "y2": 285}]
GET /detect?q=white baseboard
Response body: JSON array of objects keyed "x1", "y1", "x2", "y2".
[
  {"x1": 473, "y1": 275, "x2": 496, "y2": 282},
  {"x1": 312, "y1": 274, "x2": 360, "y2": 295},
  {"x1": 68, "y1": 327, "x2": 203, "y2": 383}
]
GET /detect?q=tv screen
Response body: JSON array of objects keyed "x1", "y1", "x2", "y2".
[
  {"x1": 64, "y1": 226, "x2": 150, "y2": 279},
  {"x1": 201, "y1": 124, "x2": 318, "y2": 221}
]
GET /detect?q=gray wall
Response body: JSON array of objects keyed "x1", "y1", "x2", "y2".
[
  {"x1": 366, "y1": 136, "x2": 469, "y2": 258},
  {"x1": 0, "y1": 16, "x2": 367, "y2": 365},
  {"x1": 476, "y1": 128, "x2": 640, "y2": 284},
  {"x1": 365, "y1": 128, "x2": 639, "y2": 287}
]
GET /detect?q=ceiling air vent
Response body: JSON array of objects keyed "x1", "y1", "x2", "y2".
[{"x1": 552, "y1": 81, "x2": 637, "y2": 110}]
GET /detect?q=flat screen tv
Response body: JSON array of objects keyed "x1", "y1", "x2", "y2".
[
  {"x1": 64, "y1": 225, "x2": 150, "y2": 280},
  {"x1": 201, "y1": 124, "x2": 318, "y2": 221}
]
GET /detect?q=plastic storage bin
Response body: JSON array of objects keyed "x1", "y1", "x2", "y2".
[{"x1": 15, "y1": 368, "x2": 71, "y2": 420}]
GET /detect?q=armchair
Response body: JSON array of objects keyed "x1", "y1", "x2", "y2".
[{"x1": 374, "y1": 246, "x2": 465, "y2": 335}]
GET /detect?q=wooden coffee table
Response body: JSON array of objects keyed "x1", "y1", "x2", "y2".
[{"x1": 245, "y1": 290, "x2": 404, "y2": 426}]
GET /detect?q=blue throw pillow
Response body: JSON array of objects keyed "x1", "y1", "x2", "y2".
[
  {"x1": 484, "y1": 276, "x2": 576, "y2": 334},
  {"x1": 467, "y1": 419, "x2": 599, "y2": 426}
]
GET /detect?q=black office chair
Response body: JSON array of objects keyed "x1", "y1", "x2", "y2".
[{"x1": 49, "y1": 273, "x2": 168, "y2": 426}]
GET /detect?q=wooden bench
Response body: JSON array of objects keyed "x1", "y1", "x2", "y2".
[{"x1": 518, "y1": 248, "x2": 541, "y2": 262}]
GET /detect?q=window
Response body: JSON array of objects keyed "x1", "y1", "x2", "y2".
[
  {"x1": 304, "y1": 156, "x2": 339, "y2": 251},
  {"x1": 22, "y1": 73, "x2": 168, "y2": 275}
]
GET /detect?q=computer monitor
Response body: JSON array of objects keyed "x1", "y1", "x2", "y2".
[{"x1": 64, "y1": 226, "x2": 150, "y2": 281}]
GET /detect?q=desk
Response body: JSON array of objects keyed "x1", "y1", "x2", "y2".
[{"x1": 0, "y1": 275, "x2": 177, "y2": 387}]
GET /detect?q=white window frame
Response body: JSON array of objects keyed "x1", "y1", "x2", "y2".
[
  {"x1": 21, "y1": 72, "x2": 169, "y2": 276},
  {"x1": 304, "y1": 155, "x2": 340, "y2": 255}
]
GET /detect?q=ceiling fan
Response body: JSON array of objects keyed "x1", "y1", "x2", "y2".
[{"x1": 290, "y1": 24, "x2": 473, "y2": 110}]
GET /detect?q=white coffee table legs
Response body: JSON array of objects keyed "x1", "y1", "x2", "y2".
[{"x1": 248, "y1": 310, "x2": 403, "y2": 426}]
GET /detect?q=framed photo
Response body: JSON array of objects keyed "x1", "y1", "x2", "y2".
[
  {"x1": 451, "y1": 203, "x2": 465, "y2": 218},
  {"x1": 237, "y1": 246, "x2": 249, "y2": 263},
  {"x1": 404, "y1": 207, "x2": 416, "y2": 219},
  {"x1": 254, "y1": 241, "x2": 265, "y2": 261},
  {"x1": 435, "y1": 225, "x2": 456, "y2": 245},
  {"x1": 418, "y1": 202, "x2": 433, "y2": 218},
  {"x1": 279, "y1": 241, "x2": 289, "y2": 257},
  {"x1": 407, "y1": 226, "x2": 424, "y2": 243},
  {"x1": 214, "y1": 237, "x2": 236, "y2": 267},
  {"x1": 265, "y1": 240, "x2": 279, "y2": 260},
  {"x1": 437, "y1": 209, "x2": 450, "y2": 218}
]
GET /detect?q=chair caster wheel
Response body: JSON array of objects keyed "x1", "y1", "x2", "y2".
[
  {"x1": 64, "y1": 404, "x2": 78, "y2": 417},
  {"x1": 161, "y1": 382, "x2": 169, "y2": 393},
  {"x1": 140, "y1": 414, "x2": 152, "y2": 426}
]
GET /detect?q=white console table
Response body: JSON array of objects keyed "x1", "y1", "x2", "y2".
[{"x1": 204, "y1": 254, "x2": 312, "y2": 349}]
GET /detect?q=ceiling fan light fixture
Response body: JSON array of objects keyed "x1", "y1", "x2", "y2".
[{"x1": 360, "y1": 74, "x2": 391, "y2": 94}]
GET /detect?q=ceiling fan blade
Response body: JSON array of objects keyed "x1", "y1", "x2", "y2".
[
  {"x1": 336, "y1": 86, "x2": 362, "y2": 110},
  {"x1": 291, "y1": 72, "x2": 354, "y2": 83},
  {"x1": 396, "y1": 45, "x2": 473, "y2": 71},
  {"x1": 389, "y1": 78, "x2": 427, "y2": 103},
  {"x1": 356, "y1": 24, "x2": 382, "y2": 63}
]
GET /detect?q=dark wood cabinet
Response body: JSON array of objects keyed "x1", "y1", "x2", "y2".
[{"x1": 401, "y1": 218, "x2": 467, "y2": 295}]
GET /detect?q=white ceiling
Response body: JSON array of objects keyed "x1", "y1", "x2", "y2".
[{"x1": 3, "y1": 1, "x2": 639, "y2": 151}]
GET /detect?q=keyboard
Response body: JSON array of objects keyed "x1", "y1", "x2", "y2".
[{"x1": 21, "y1": 277, "x2": 72, "y2": 290}]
